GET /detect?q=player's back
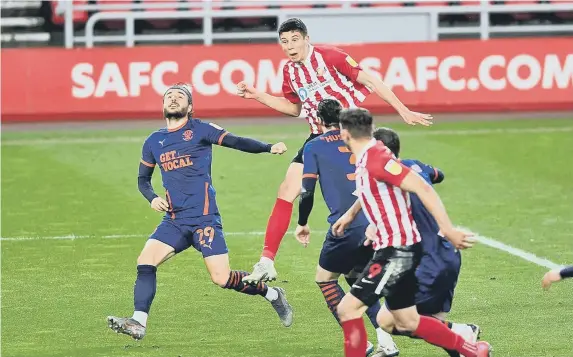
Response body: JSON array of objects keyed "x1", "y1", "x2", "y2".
[
  {"x1": 305, "y1": 130, "x2": 368, "y2": 228},
  {"x1": 142, "y1": 118, "x2": 228, "y2": 218}
]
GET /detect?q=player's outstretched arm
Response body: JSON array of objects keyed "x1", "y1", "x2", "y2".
[
  {"x1": 542, "y1": 265, "x2": 573, "y2": 290},
  {"x1": 398, "y1": 171, "x2": 475, "y2": 250},
  {"x1": 237, "y1": 81, "x2": 302, "y2": 117},
  {"x1": 356, "y1": 71, "x2": 433, "y2": 126},
  {"x1": 219, "y1": 132, "x2": 287, "y2": 154}
]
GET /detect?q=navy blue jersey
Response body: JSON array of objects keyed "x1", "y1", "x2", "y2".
[
  {"x1": 140, "y1": 118, "x2": 229, "y2": 219},
  {"x1": 302, "y1": 130, "x2": 369, "y2": 228},
  {"x1": 401, "y1": 159, "x2": 446, "y2": 252}
]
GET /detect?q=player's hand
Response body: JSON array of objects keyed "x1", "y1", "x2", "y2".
[
  {"x1": 295, "y1": 225, "x2": 311, "y2": 247},
  {"x1": 363, "y1": 224, "x2": 377, "y2": 246},
  {"x1": 151, "y1": 197, "x2": 170, "y2": 212},
  {"x1": 399, "y1": 110, "x2": 433, "y2": 126},
  {"x1": 542, "y1": 269, "x2": 562, "y2": 290},
  {"x1": 237, "y1": 81, "x2": 258, "y2": 100},
  {"x1": 332, "y1": 213, "x2": 353, "y2": 237},
  {"x1": 271, "y1": 142, "x2": 287, "y2": 155},
  {"x1": 443, "y1": 228, "x2": 476, "y2": 250}
]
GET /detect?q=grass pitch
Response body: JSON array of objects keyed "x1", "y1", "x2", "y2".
[{"x1": 2, "y1": 117, "x2": 573, "y2": 357}]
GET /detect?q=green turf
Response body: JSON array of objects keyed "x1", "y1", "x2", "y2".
[{"x1": 2, "y1": 118, "x2": 573, "y2": 357}]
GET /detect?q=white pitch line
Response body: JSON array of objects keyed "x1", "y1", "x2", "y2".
[
  {"x1": 1, "y1": 227, "x2": 564, "y2": 270},
  {"x1": 2, "y1": 126, "x2": 572, "y2": 146},
  {"x1": 459, "y1": 226, "x2": 564, "y2": 270}
]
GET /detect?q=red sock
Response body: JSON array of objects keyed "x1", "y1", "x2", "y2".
[
  {"x1": 261, "y1": 198, "x2": 293, "y2": 260},
  {"x1": 414, "y1": 316, "x2": 478, "y2": 357},
  {"x1": 341, "y1": 318, "x2": 367, "y2": 357}
]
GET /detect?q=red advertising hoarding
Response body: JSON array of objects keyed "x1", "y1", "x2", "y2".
[{"x1": 2, "y1": 37, "x2": 572, "y2": 122}]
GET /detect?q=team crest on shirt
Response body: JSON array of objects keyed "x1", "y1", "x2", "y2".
[
  {"x1": 297, "y1": 87, "x2": 309, "y2": 101},
  {"x1": 384, "y1": 159, "x2": 403, "y2": 175},
  {"x1": 316, "y1": 67, "x2": 325, "y2": 77},
  {"x1": 182, "y1": 130, "x2": 193, "y2": 141},
  {"x1": 346, "y1": 55, "x2": 359, "y2": 67}
]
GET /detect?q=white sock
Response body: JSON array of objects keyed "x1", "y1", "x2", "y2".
[
  {"x1": 451, "y1": 322, "x2": 469, "y2": 334},
  {"x1": 260, "y1": 257, "x2": 274, "y2": 265},
  {"x1": 132, "y1": 311, "x2": 148, "y2": 327},
  {"x1": 376, "y1": 327, "x2": 395, "y2": 346},
  {"x1": 264, "y1": 287, "x2": 279, "y2": 302}
]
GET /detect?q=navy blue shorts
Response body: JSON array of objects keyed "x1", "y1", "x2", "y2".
[
  {"x1": 415, "y1": 238, "x2": 461, "y2": 315},
  {"x1": 319, "y1": 225, "x2": 374, "y2": 275},
  {"x1": 149, "y1": 214, "x2": 228, "y2": 257}
]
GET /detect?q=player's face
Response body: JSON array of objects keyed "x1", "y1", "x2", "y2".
[
  {"x1": 279, "y1": 30, "x2": 309, "y2": 63},
  {"x1": 163, "y1": 89, "x2": 191, "y2": 119}
]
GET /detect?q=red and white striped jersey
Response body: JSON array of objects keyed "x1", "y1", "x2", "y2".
[
  {"x1": 282, "y1": 45, "x2": 372, "y2": 134},
  {"x1": 355, "y1": 139, "x2": 421, "y2": 250}
]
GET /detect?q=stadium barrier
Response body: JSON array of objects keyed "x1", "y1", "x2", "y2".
[{"x1": 2, "y1": 37, "x2": 572, "y2": 122}]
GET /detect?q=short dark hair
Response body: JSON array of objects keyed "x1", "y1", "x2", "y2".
[
  {"x1": 339, "y1": 108, "x2": 373, "y2": 139},
  {"x1": 317, "y1": 99, "x2": 342, "y2": 128},
  {"x1": 373, "y1": 127, "x2": 400, "y2": 157},
  {"x1": 278, "y1": 18, "x2": 308, "y2": 37}
]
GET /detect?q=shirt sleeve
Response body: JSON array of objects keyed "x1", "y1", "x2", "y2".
[
  {"x1": 282, "y1": 63, "x2": 301, "y2": 104},
  {"x1": 367, "y1": 150, "x2": 411, "y2": 187},
  {"x1": 140, "y1": 138, "x2": 156, "y2": 168},
  {"x1": 324, "y1": 47, "x2": 362, "y2": 82},
  {"x1": 416, "y1": 160, "x2": 445, "y2": 185},
  {"x1": 202, "y1": 122, "x2": 229, "y2": 145},
  {"x1": 302, "y1": 142, "x2": 319, "y2": 178}
]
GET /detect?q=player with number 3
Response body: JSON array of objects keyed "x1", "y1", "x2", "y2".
[{"x1": 294, "y1": 99, "x2": 397, "y2": 356}]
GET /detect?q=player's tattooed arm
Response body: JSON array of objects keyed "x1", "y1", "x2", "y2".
[
  {"x1": 237, "y1": 81, "x2": 302, "y2": 117},
  {"x1": 356, "y1": 71, "x2": 433, "y2": 126}
]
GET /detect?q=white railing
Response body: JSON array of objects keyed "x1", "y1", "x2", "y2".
[{"x1": 63, "y1": 1, "x2": 573, "y2": 48}]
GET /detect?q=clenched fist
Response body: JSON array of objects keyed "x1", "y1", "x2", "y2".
[
  {"x1": 237, "y1": 81, "x2": 258, "y2": 99},
  {"x1": 271, "y1": 142, "x2": 287, "y2": 155}
]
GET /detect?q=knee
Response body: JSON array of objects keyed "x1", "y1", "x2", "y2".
[
  {"x1": 336, "y1": 298, "x2": 361, "y2": 322},
  {"x1": 137, "y1": 252, "x2": 155, "y2": 266},
  {"x1": 394, "y1": 316, "x2": 420, "y2": 333},
  {"x1": 277, "y1": 180, "x2": 299, "y2": 202},
  {"x1": 211, "y1": 272, "x2": 230, "y2": 288}
]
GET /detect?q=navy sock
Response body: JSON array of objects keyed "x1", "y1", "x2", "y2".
[
  {"x1": 224, "y1": 271, "x2": 268, "y2": 296},
  {"x1": 317, "y1": 280, "x2": 345, "y2": 324},
  {"x1": 344, "y1": 276, "x2": 381, "y2": 328},
  {"x1": 133, "y1": 264, "x2": 157, "y2": 313}
]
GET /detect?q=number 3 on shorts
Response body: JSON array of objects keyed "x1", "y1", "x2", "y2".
[{"x1": 338, "y1": 146, "x2": 356, "y2": 181}]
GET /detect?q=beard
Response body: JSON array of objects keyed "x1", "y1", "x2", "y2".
[{"x1": 163, "y1": 106, "x2": 188, "y2": 120}]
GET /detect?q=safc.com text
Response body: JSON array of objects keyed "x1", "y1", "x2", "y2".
[
  {"x1": 70, "y1": 53, "x2": 573, "y2": 99},
  {"x1": 361, "y1": 53, "x2": 573, "y2": 92}
]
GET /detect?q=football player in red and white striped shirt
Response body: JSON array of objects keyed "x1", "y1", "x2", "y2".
[
  {"x1": 335, "y1": 108, "x2": 492, "y2": 357},
  {"x1": 237, "y1": 18, "x2": 433, "y2": 285}
]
